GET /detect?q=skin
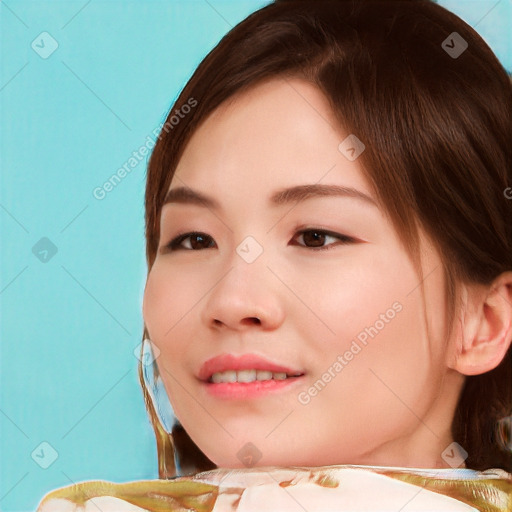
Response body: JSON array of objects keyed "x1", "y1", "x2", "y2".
[{"x1": 142, "y1": 77, "x2": 512, "y2": 469}]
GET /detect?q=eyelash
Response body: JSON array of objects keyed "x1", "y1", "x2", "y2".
[{"x1": 162, "y1": 228, "x2": 356, "y2": 253}]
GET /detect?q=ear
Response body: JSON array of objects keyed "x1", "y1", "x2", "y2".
[{"x1": 450, "y1": 271, "x2": 512, "y2": 376}]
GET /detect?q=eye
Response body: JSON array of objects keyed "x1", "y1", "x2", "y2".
[
  {"x1": 292, "y1": 228, "x2": 356, "y2": 251},
  {"x1": 162, "y1": 231, "x2": 216, "y2": 252},
  {"x1": 161, "y1": 228, "x2": 355, "y2": 253}
]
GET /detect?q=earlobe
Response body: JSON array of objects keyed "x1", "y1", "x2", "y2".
[{"x1": 452, "y1": 272, "x2": 512, "y2": 376}]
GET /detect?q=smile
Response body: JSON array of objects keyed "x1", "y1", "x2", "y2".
[
  {"x1": 198, "y1": 352, "x2": 305, "y2": 398},
  {"x1": 209, "y1": 369, "x2": 303, "y2": 384}
]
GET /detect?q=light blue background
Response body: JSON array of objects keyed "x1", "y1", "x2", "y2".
[{"x1": 1, "y1": 1, "x2": 510, "y2": 511}]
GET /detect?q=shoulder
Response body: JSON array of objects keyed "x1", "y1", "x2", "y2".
[
  {"x1": 36, "y1": 466, "x2": 512, "y2": 512},
  {"x1": 36, "y1": 478, "x2": 218, "y2": 512}
]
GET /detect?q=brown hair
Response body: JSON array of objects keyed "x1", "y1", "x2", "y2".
[{"x1": 140, "y1": 0, "x2": 512, "y2": 477}]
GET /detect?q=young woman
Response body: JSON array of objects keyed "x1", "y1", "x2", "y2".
[{"x1": 38, "y1": 0, "x2": 512, "y2": 510}]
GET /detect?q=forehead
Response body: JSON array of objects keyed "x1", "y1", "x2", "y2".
[{"x1": 171, "y1": 77, "x2": 374, "y2": 203}]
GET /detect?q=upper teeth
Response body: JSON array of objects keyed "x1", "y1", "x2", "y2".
[{"x1": 210, "y1": 369, "x2": 300, "y2": 383}]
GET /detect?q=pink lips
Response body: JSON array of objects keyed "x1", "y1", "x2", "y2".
[
  {"x1": 198, "y1": 354, "x2": 304, "y2": 400},
  {"x1": 198, "y1": 353, "x2": 304, "y2": 382},
  {"x1": 197, "y1": 354, "x2": 306, "y2": 399}
]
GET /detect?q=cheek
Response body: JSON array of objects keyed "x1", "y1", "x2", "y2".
[
  {"x1": 338, "y1": 284, "x2": 445, "y2": 420},
  {"x1": 316, "y1": 249, "x2": 439, "y2": 379},
  {"x1": 310, "y1": 298, "x2": 438, "y2": 444},
  {"x1": 143, "y1": 264, "x2": 184, "y2": 340},
  {"x1": 306, "y1": 250, "x2": 412, "y2": 340},
  {"x1": 142, "y1": 266, "x2": 195, "y2": 400},
  {"x1": 142, "y1": 268, "x2": 164, "y2": 337}
]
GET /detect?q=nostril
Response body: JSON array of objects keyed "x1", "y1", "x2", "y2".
[
  {"x1": 244, "y1": 317, "x2": 261, "y2": 325},
  {"x1": 212, "y1": 317, "x2": 261, "y2": 327}
]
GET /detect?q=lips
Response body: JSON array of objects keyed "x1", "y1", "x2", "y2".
[{"x1": 198, "y1": 353, "x2": 304, "y2": 382}]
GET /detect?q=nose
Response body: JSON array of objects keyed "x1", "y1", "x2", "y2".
[{"x1": 200, "y1": 249, "x2": 285, "y2": 332}]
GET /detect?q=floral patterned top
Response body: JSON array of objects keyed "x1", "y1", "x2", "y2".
[{"x1": 37, "y1": 464, "x2": 512, "y2": 511}]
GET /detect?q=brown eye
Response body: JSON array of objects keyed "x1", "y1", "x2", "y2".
[
  {"x1": 164, "y1": 232, "x2": 216, "y2": 251},
  {"x1": 294, "y1": 229, "x2": 355, "y2": 251},
  {"x1": 301, "y1": 230, "x2": 327, "y2": 247},
  {"x1": 161, "y1": 228, "x2": 354, "y2": 254}
]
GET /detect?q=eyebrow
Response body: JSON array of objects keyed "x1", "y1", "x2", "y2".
[{"x1": 163, "y1": 184, "x2": 378, "y2": 210}]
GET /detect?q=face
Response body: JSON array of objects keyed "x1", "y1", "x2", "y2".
[{"x1": 143, "y1": 77, "x2": 465, "y2": 469}]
